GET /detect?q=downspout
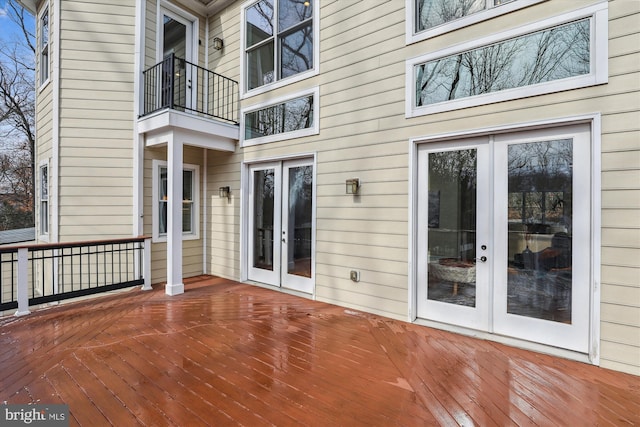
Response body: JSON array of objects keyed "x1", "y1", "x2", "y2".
[{"x1": 203, "y1": 147, "x2": 208, "y2": 275}]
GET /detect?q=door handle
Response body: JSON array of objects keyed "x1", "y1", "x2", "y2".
[
  {"x1": 477, "y1": 256, "x2": 487, "y2": 262},
  {"x1": 282, "y1": 238, "x2": 286, "y2": 243}
]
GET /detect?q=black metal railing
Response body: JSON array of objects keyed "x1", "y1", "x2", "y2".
[
  {"x1": 141, "y1": 53, "x2": 239, "y2": 124},
  {"x1": 0, "y1": 237, "x2": 151, "y2": 314}
]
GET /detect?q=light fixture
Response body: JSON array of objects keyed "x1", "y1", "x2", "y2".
[
  {"x1": 345, "y1": 178, "x2": 360, "y2": 195},
  {"x1": 213, "y1": 37, "x2": 224, "y2": 51},
  {"x1": 304, "y1": 1, "x2": 310, "y2": 6},
  {"x1": 219, "y1": 186, "x2": 231, "y2": 200}
]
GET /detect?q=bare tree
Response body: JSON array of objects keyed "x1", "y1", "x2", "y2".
[{"x1": 0, "y1": 0, "x2": 35, "y2": 229}]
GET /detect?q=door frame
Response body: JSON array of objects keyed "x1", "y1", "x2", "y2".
[
  {"x1": 409, "y1": 115, "x2": 601, "y2": 364},
  {"x1": 156, "y1": 1, "x2": 198, "y2": 108},
  {"x1": 241, "y1": 154, "x2": 317, "y2": 296},
  {"x1": 156, "y1": 2, "x2": 198, "y2": 65}
]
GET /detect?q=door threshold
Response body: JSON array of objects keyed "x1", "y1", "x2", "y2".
[
  {"x1": 244, "y1": 280, "x2": 314, "y2": 300},
  {"x1": 412, "y1": 317, "x2": 594, "y2": 365}
]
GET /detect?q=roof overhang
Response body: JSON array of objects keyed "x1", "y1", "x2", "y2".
[
  {"x1": 173, "y1": 0, "x2": 236, "y2": 16},
  {"x1": 16, "y1": 0, "x2": 37, "y2": 14}
]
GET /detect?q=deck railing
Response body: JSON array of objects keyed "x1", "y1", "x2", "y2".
[
  {"x1": 0, "y1": 236, "x2": 151, "y2": 316},
  {"x1": 141, "y1": 53, "x2": 239, "y2": 124}
]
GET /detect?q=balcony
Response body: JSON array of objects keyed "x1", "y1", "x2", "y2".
[{"x1": 138, "y1": 54, "x2": 239, "y2": 151}]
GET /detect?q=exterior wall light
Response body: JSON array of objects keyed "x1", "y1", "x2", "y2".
[
  {"x1": 213, "y1": 37, "x2": 224, "y2": 51},
  {"x1": 345, "y1": 178, "x2": 360, "y2": 195},
  {"x1": 219, "y1": 186, "x2": 230, "y2": 200}
]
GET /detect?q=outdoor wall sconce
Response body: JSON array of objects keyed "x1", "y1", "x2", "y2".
[
  {"x1": 219, "y1": 186, "x2": 231, "y2": 200},
  {"x1": 213, "y1": 37, "x2": 224, "y2": 51},
  {"x1": 345, "y1": 178, "x2": 360, "y2": 195}
]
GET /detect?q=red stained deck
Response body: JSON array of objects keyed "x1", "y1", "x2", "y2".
[{"x1": 1, "y1": 275, "x2": 638, "y2": 426}]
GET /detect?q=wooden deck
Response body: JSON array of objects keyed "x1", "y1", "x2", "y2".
[{"x1": 1, "y1": 275, "x2": 638, "y2": 426}]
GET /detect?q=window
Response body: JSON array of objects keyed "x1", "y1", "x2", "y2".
[
  {"x1": 406, "y1": 3, "x2": 608, "y2": 117},
  {"x1": 408, "y1": 0, "x2": 544, "y2": 43},
  {"x1": 243, "y1": 0, "x2": 317, "y2": 94},
  {"x1": 39, "y1": 5, "x2": 49, "y2": 86},
  {"x1": 242, "y1": 88, "x2": 319, "y2": 146},
  {"x1": 39, "y1": 163, "x2": 48, "y2": 236},
  {"x1": 152, "y1": 161, "x2": 199, "y2": 242}
]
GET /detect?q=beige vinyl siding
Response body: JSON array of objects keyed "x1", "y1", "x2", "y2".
[
  {"x1": 207, "y1": 0, "x2": 638, "y2": 373},
  {"x1": 143, "y1": 146, "x2": 205, "y2": 284},
  {"x1": 56, "y1": 0, "x2": 135, "y2": 241},
  {"x1": 206, "y1": 150, "x2": 241, "y2": 280}
]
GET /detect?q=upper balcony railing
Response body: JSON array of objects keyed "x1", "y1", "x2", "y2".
[{"x1": 141, "y1": 54, "x2": 239, "y2": 125}]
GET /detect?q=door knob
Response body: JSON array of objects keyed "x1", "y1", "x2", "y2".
[{"x1": 478, "y1": 256, "x2": 487, "y2": 262}]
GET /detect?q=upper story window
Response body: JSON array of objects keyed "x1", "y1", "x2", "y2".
[
  {"x1": 39, "y1": 5, "x2": 50, "y2": 86},
  {"x1": 406, "y1": 3, "x2": 608, "y2": 117},
  {"x1": 407, "y1": 0, "x2": 545, "y2": 43},
  {"x1": 242, "y1": 87, "x2": 319, "y2": 146},
  {"x1": 242, "y1": 0, "x2": 317, "y2": 96}
]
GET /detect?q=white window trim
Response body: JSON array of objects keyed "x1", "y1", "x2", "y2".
[
  {"x1": 405, "y1": 3, "x2": 608, "y2": 118},
  {"x1": 240, "y1": 0, "x2": 320, "y2": 99},
  {"x1": 38, "y1": 159, "x2": 49, "y2": 240},
  {"x1": 38, "y1": 3, "x2": 50, "y2": 90},
  {"x1": 406, "y1": 0, "x2": 546, "y2": 44},
  {"x1": 152, "y1": 160, "x2": 200, "y2": 243},
  {"x1": 241, "y1": 86, "x2": 319, "y2": 147}
]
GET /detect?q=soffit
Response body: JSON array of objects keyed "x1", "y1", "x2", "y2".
[{"x1": 172, "y1": 0, "x2": 236, "y2": 16}]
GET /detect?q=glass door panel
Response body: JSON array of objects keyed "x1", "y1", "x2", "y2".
[
  {"x1": 494, "y1": 124, "x2": 591, "y2": 353},
  {"x1": 282, "y1": 160, "x2": 314, "y2": 293},
  {"x1": 417, "y1": 140, "x2": 490, "y2": 331},
  {"x1": 506, "y1": 139, "x2": 573, "y2": 323},
  {"x1": 248, "y1": 165, "x2": 281, "y2": 285},
  {"x1": 427, "y1": 149, "x2": 478, "y2": 307}
]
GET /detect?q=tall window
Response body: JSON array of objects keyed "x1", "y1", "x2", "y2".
[
  {"x1": 153, "y1": 161, "x2": 199, "y2": 241},
  {"x1": 244, "y1": 0, "x2": 314, "y2": 92},
  {"x1": 39, "y1": 6, "x2": 50, "y2": 85},
  {"x1": 39, "y1": 164, "x2": 48, "y2": 235}
]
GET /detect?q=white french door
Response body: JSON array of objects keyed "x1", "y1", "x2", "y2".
[
  {"x1": 248, "y1": 159, "x2": 314, "y2": 294},
  {"x1": 417, "y1": 124, "x2": 592, "y2": 353}
]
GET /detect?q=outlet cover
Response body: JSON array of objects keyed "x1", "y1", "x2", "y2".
[{"x1": 350, "y1": 270, "x2": 360, "y2": 282}]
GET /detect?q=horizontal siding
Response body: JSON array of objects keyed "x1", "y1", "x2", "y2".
[
  {"x1": 57, "y1": 0, "x2": 136, "y2": 241},
  {"x1": 600, "y1": 0, "x2": 640, "y2": 374},
  {"x1": 143, "y1": 147, "x2": 206, "y2": 284},
  {"x1": 205, "y1": 150, "x2": 242, "y2": 280},
  {"x1": 204, "y1": 0, "x2": 640, "y2": 375}
]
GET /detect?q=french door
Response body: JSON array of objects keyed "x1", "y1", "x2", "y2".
[
  {"x1": 248, "y1": 159, "x2": 314, "y2": 294},
  {"x1": 417, "y1": 125, "x2": 591, "y2": 352}
]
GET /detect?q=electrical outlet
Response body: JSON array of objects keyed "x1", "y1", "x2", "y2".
[{"x1": 350, "y1": 270, "x2": 360, "y2": 282}]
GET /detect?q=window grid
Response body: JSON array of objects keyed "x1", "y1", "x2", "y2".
[{"x1": 245, "y1": 0, "x2": 314, "y2": 92}]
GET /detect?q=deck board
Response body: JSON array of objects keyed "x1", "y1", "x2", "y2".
[{"x1": 1, "y1": 275, "x2": 638, "y2": 426}]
